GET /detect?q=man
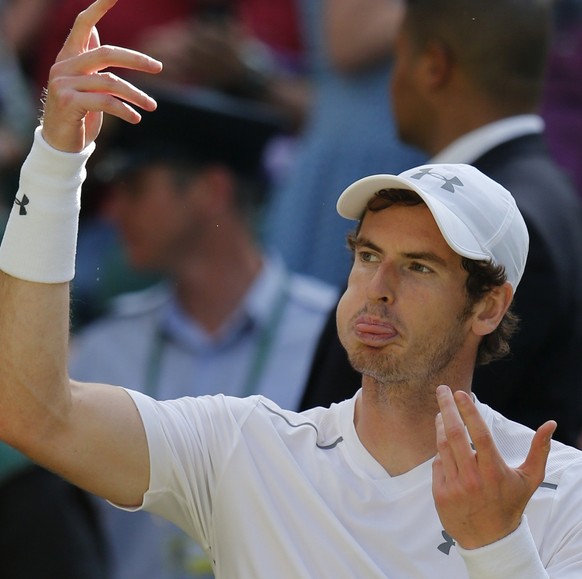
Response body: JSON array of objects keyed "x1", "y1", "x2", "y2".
[
  {"x1": 1, "y1": 1, "x2": 582, "y2": 577},
  {"x1": 304, "y1": 0, "x2": 582, "y2": 447},
  {"x1": 69, "y1": 86, "x2": 337, "y2": 578}
]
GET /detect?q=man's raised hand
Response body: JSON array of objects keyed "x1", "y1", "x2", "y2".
[
  {"x1": 432, "y1": 384, "x2": 556, "y2": 549},
  {"x1": 42, "y1": 0, "x2": 162, "y2": 153}
]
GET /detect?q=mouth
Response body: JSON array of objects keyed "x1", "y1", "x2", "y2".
[{"x1": 353, "y1": 316, "x2": 399, "y2": 347}]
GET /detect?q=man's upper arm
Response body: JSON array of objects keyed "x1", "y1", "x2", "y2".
[
  {"x1": 0, "y1": 271, "x2": 150, "y2": 507},
  {"x1": 64, "y1": 381, "x2": 151, "y2": 506}
]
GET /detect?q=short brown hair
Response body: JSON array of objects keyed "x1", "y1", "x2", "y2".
[{"x1": 404, "y1": 0, "x2": 552, "y2": 113}]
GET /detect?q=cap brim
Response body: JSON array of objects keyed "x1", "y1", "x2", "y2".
[{"x1": 336, "y1": 174, "x2": 490, "y2": 261}]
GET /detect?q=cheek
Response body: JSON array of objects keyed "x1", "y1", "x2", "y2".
[
  {"x1": 336, "y1": 291, "x2": 349, "y2": 326},
  {"x1": 336, "y1": 285, "x2": 359, "y2": 336},
  {"x1": 335, "y1": 293, "x2": 350, "y2": 350}
]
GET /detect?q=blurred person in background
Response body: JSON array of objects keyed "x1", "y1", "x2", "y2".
[
  {"x1": 30, "y1": 0, "x2": 312, "y2": 330},
  {"x1": 69, "y1": 85, "x2": 337, "y2": 579},
  {"x1": 390, "y1": 0, "x2": 582, "y2": 446}
]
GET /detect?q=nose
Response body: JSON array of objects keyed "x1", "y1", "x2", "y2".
[{"x1": 366, "y1": 262, "x2": 397, "y2": 304}]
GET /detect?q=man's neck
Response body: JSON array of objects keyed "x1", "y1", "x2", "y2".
[
  {"x1": 354, "y1": 376, "x2": 472, "y2": 477},
  {"x1": 422, "y1": 82, "x2": 538, "y2": 157}
]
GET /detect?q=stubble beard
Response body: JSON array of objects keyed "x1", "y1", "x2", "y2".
[{"x1": 346, "y1": 312, "x2": 470, "y2": 397}]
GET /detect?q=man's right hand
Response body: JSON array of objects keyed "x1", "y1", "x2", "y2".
[{"x1": 41, "y1": 0, "x2": 162, "y2": 153}]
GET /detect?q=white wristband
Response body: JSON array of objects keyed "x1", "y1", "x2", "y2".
[
  {"x1": 0, "y1": 126, "x2": 95, "y2": 283},
  {"x1": 457, "y1": 516, "x2": 548, "y2": 578}
]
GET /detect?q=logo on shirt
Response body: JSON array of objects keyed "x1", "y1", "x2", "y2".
[
  {"x1": 437, "y1": 530, "x2": 456, "y2": 555},
  {"x1": 410, "y1": 168, "x2": 464, "y2": 193},
  {"x1": 15, "y1": 194, "x2": 29, "y2": 216}
]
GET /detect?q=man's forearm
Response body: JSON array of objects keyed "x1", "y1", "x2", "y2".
[{"x1": 0, "y1": 129, "x2": 91, "y2": 451}]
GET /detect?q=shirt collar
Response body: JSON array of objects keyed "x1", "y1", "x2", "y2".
[
  {"x1": 430, "y1": 115, "x2": 545, "y2": 164},
  {"x1": 160, "y1": 255, "x2": 288, "y2": 352}
]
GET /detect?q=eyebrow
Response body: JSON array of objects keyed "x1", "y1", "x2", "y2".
[
  {"x1": 355, "y1": 236, "x2": 449, "y2": 267},
  {"x1": 404, "y1": 251, "x2": 448, "y2": 268}
]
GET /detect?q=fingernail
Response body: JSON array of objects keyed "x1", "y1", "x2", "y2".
[{"x1": 456, "y1": 391, "x2": 470, "y2": 405}]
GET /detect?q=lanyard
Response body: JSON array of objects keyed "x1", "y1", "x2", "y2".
[{"x1": 143, "y1": 273, "x2": 289, "y2": 399}]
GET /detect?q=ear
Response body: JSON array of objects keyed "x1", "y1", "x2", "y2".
[
  {"x1": 471, "y1": 282, "x2": 513, "y2": 337},
  {"x1": 422, "y1": 39, "x2": 455, "y2": 91}
]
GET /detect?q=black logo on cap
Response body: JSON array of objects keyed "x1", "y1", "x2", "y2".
[
  {"x1": 15, "y1": 194, "x2": 29, "y2": 216},
  {"x1": 410, "y1": 168, "x2": 464, "y2": 193}
]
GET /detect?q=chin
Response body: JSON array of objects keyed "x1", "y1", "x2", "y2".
[{"x1": 348, "y1": 349, "x2": 393, "y2": 380}]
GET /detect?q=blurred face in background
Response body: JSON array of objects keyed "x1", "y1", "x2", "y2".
[{"x1": 105, "y1": 163, "x2": 210, "y2": 272}]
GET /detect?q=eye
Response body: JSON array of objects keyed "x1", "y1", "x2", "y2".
[
  {"x1": 358, "y1": 249, "x2": 380, "y2": 263},
  {"x1": 410, "y1": 261, "x2": 433, "y2": 274}
]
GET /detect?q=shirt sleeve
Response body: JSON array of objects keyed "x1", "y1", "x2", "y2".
[
  {"x1": 457, "y1": 516, "x2": 548, "y2": 578},
  {"x1": 114, "y1": 389, "x2": 260, "y2": 545}
]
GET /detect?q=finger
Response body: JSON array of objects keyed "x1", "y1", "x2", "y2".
[
  {"x1": 434, "y1": 411, "x2": 458, "y2": 478},
  {"x1": 91, "y1": 72, "x2": 157, "y2": 112},
  {"x1": 88, "y1": 23, "x2": 101, "y2": 52},
  {"x1": 436, "y1": 385, "x2": 474, "y2": 469},
  {"x1": 52, "y1": 46, "x2": 163, "y2": 79},
  {"x1": 48, "y1": 74, "x2": 157, "y2": 123},
  {"x1": 453, "y1": 390, "x2": 503, "y2": 470},
  {"x1": 517, "y1": 420, "x2": 556, "y2": 488},
  {"x1": 58, "y1": 0, "x2": 118, "y2": 60}
]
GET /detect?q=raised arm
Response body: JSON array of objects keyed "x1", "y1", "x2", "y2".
[{"x1": 0, "y1": 0, "x2": 162, "y2": 507}]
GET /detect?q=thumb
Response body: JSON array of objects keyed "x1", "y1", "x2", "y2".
[{"x1": 517, "y1": 420, "x2": 556, "y2": 488}]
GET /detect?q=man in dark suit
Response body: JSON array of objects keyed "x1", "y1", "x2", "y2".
[{"x1": 301, "y1": 0, "x2": 582, "y2": 448}]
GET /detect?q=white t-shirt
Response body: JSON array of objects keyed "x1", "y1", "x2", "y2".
[{"x1": 121, "y1": 390, "x2": 582, "y2": 578}]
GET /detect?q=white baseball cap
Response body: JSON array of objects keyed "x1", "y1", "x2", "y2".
[{"x1": 337, "y1": 163, "x2": 529, "y2": 292}]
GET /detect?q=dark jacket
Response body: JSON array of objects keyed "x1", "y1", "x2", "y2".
[{"x1": 471, "y1": 133, "x2": 582, "y2": 445}]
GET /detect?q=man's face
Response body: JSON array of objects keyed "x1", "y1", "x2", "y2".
[
  {"x1": 337, "y1": 203, "x2": 476, "y2": 389},
  {"x1": 106, "y1": 164, "x2": 205, "y2": 271}
]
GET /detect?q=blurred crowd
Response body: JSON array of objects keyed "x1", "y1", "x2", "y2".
[{"x1": 0, "y1": 1, "x2": 580, "y2": 578}]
